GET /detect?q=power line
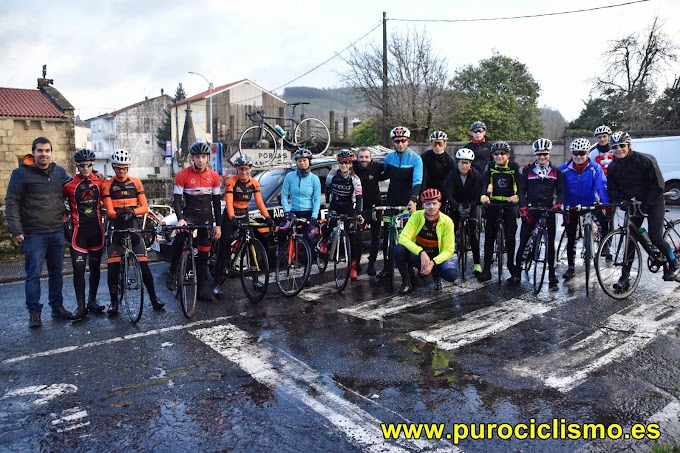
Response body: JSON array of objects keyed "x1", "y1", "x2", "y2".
[{"x1": 390, "y1": 0, "x2": 650, "y2": 23}]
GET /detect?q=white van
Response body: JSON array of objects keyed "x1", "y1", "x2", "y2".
[{"x1": 631, "y1": 136, "x2": 680, "y2": 205}]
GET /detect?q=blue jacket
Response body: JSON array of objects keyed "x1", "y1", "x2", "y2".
[
  {"x1": 382, "y1": 149, "x2": 423, "y2": 205},
  {"x1": 281, "y1": 170, "x2": 321, "y2": 218},
  {"x1": 559, "y1": 159, "x2": 609, "y2": 207}
]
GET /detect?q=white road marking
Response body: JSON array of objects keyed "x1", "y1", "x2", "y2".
[
  {"x1": 649, "y1": 400, "x2": 680, "y2": 425},
  {"x1": 1, "y1": 316, "x2": 233, "y2": 365},
  {"x1": 410, "y1": 298, "x2": 555, "y2": 350},
  {"x1": 297, "y1": 274, "x2": 372, "y2": 301},
  {"x1": 191, "y1": 324, "x2": 454, "y2": 453},
  {"x1": 2, "y1": 383, "x2": 78, "y2": 405},
  {"x1": 338, "y1": 280, "x2": 484, "y2": 321},
  {"x1": 511, "y1": 298, "x2": 680, "y2": 392}
]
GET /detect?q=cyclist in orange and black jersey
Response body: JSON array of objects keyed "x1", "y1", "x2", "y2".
[
  {"x1": 102, "y1": 149, "x2": 164, "y2": 314},
  {"x1": 167, "y1": 142, "x2": 222, "y2": 301},
  {"x1": 213, "y1": 155, "x2": 274, "y2": 294},
  {"x1": 63, "y1": 149, "x2": 106, "y2": 319}
]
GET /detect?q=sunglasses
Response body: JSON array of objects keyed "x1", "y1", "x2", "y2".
[
  {"x1": 611, "y1": 144, "x2": 628, "y2": 150},
  {"x1": 77, "y1": 162, "x2": 93, "y2": 168},
  {"x1": 536, "y1": 153, "x2": 550, "y2": 157},
  {"x1": 493, "y1": 151, "x2": 508, "y2": 156},
  {"x1": 393, "y1": 138, "x2": 408, "y2": 144},
  {"x1": 571, "y1": 151, "x2": 587, "y2": 157},
  {"x1": 473, "y1": 130, "x2": 485, "y2": 134},
  {"x1": 423, "y1": 201, "x2": 440, "y2": 208},
  {"x1": 112, "y1": 165, "x2": 129, "y2": 170},
  {"x1": 339, "y1": 161, "x2": 352, "y2": 165},
  {"x1": 432, "y1": 141, "x2": 446, "y2": 147}
]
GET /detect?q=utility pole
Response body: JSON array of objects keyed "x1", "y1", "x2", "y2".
[
  {"x1": 188, "y1": 71, "x2": 213, "y2": 144},
  {"x1": 382, "y1": 12, "x2": 389, "y2": 147}
]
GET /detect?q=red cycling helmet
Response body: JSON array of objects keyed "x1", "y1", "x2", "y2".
[{"x1": 421, "y1": 188, "x2": 442, "y2": 203}]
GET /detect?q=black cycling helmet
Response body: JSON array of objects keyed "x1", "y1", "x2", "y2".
[
  {"x1": 293, "y1": 148, "x2": 313, "y2": 161},
  {"x1": 233, "y1": 155, "x2": 253, "y2": 167},
  {"x1": 336, "y1": 149, "x2": 355, "y2": 162},
  {"x1": 470, "y1": 121, "x2": 487, "y2": 131},
  {"x1": 189, "y1": 142, "x2": 211, "y2": 155},
  {"x1": 74, "y1": 148, "x2": 96, "y2": 162},
  {"x1": 491, "y1": 141, "x2": 511, "y2": 153},
  {"x1": 609, "y1": 131, "x2": 631, "y2": 146}
]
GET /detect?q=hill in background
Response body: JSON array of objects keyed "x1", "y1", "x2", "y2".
[{"x1": 282, "y1": 86, "x2": 372, "y2": 125}]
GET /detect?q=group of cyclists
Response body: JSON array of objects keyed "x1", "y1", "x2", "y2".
[{"x1": 12, "y1": 119, "x2": 680, "y2": 325}]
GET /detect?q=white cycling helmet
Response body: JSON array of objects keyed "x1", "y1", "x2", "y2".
[
  {"x1": 429, "y1": 130, "x2": 448, "y2": 142},
  {"x1": 390, "y1": 126, "x2": 411, "y2": 139},
  {"x1": 455, "y1": 148, "x2": 475, "y2": 161},
  {"x1": 532, "y1": 138, "x2": 553, "y2": 153},
  {"x1": 593, "y1": 125, "x2": 612, "y2": 137},
  {"x1": 111, "y1": 149, "x2": 132, "y2": 166},
  {"x1": 570, "y1": 138, "x2": 592, "y2": 152}
]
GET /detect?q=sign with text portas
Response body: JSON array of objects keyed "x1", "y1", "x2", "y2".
[{"x1": 234, "y1": 149, "x2": 292, "y2": 168}]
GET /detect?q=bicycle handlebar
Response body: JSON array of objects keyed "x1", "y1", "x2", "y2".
[
  {"x1": 111, "y1": 228, "x2": 157, "y2": 234},
  {"x1": 372, "y1": 206, "x2": 409, "y2": 221},
  {"x1": 164, "y1": 224, "x2": 212, "y2": 231}
]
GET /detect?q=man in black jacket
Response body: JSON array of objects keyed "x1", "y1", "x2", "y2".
[
  {"x1": 421, "y1": 130, "x2": 455, "y2": 196},
  {"x1": 6, "y1": 137, "x2": 74, "y2": 327},
  {"x1": 466, "y1": 121, "x2": 493, "y2": 175},
  {"x1": 353, "y1": 147, "x2": 383, "y2": 276}
]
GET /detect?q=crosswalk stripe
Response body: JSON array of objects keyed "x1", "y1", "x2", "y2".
[
  {"x1": 511, "y1": 297, "x2": 680, "y2": 392},
  {"x1": 409, "y1": 298, "x2": 555, "y2": 350},
  {"x1": 190, "y1": 324, "x2": 454, "y2": 452}
]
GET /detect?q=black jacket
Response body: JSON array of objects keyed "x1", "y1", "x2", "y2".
[
  {"x1": 465, "y1": 140, "x2": 493, "y2": 174},
  {"x1": 607, "y1": 150, "x2": 665, "y2": 207},
  {"x1": 443, "y1": 166, "x2": 483, "y2": 210},
  {"x1": 6, "y1": 154, "x2": 69, "y2": 236},
  {"x1": 421, "y1": 148, "x2": 455, "y2": 194},
  {"x1": 518, "y1": 161, "x2": 565, "y2": 208},
  {"x1": 353, "y1": 159, "x2": 383, "y2": 208}
]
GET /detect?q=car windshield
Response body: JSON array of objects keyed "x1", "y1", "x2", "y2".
[{"x1": 250, "y1": 167, "x2": 289, "y2": 207}]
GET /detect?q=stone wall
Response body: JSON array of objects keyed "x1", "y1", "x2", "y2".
[{"x1": 0, "y1": 117, "x2": 76, "y2": 204}]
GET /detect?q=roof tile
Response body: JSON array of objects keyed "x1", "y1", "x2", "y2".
[{"x1": 0, "y1": 87, "x2": 66, "y2": 118}]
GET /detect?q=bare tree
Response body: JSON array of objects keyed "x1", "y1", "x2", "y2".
[
  {"x1": 540, "y1": 107, "x2": 568, "y2": 139},
  {"x1": 341, "y1": 27, "x2": 454, "y2": 142}
]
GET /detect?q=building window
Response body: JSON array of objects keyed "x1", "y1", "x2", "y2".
[{"x1": 195, "y1": 112, "x2": 203, "y2": 123}]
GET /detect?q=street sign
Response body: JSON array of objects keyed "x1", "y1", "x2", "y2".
[
  {"x1": 165, "y1": 141, "x2": 172, "y2": 157},
  {"x1": 234, "y1": 149, "x2": 292, "y2": 168}
]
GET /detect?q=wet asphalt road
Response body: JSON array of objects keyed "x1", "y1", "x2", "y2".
[{"x1": 1, "y1": 211, "x2": 680, "y2": 452}]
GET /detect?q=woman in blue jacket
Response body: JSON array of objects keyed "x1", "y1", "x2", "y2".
[{"x1": 559, "y1": 138, "x2": 609, "y2": 280}]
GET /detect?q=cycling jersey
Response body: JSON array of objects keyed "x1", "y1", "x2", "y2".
[
  {"x1": 589, "y1": 143, "x2": 613, "y2": 177},
  {"x1": 224, "y1": 176, "x2": 268, "y2": 219},
  {"x1": 101, "y1": 176, "x2": 148, "y2": 224},
  {"x1": 63, "y1": 173, "x2": 104, "y2": 226},
  {"x1": 173, "y1": 165, "x2": 221, "y2": 223},
  {"x1": 443, "y1": 166, "x2": 482, "y2": 210},
  {"x1": 281, "y1": 170, "x2": 321, "y2": 218},
  {"x1": 326, "y1": 169, "x2": 363, "y2": 212},
  {"x1": 559, "y1": 159, "x2": 609, "y2": 207},
  {"x1": 482, "y1": 161, "x2": 520, "y2": 201},
  {"x1": 382, "y1": 149, "x2": 423, "y2": 205},
  {"x1": 518, "y1": 161, "x2": 565, "y2": 208},
  {"x1": 607, "y1": 150, "x2": 665, "y2": 206},
  {"x1": 421, "y1": 149, "x2": 454, "y2": 193},
  {"x1": 398, "y1": 210, "x2": 455, "y2": 264}
]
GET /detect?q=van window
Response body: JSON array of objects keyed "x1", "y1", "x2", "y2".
[{"x1": 312, "y1": 165, "x2": 331, "y2": 194}]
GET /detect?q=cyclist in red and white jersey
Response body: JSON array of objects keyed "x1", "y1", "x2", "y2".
[{"x1": 588, "y1": 125, "x2": 613, "y2": 177}]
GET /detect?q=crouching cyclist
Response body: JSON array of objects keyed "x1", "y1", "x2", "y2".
[
  {"x1": 213, "y1": 155, "x2": 275, "y2": 296},
  {"x1": 102, "y1": 149, "x2": 164, "y2": 314},
  {"x1": 278, "y1": 148, "x2": 321, "y2": 245},
  {"x1": 393, "y1": 188, "x2": 457, "y2": 294},
  {"x1": 318, "y1": 150, "x2": 364, "y2": 280},
  {"x1": 166, "y1": 142, "x2": 222, "y2": 302}
]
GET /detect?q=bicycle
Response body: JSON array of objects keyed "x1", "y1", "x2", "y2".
[
  {"x1": 315, "y1": 212, "x2": 358, "y2": 292},
  {"x1": 594, "y1": 199, "x2": 670, "y2": 299},
  {"x1": 455, "y1": 209, "x2": 473, "y2": 282},
  {"x1": 559, "y1": 205, "x2": 602, "y2": 294},
  {"x1": 109, "y1": 227, "x2": 156, "y2": 323},
  {"x1": 275, "y1": 215, "x2": 313, "y2": 297},
  {"x1": 238, "y1": 103, "x2": 330, "y2": 167},
  {"x1": 482, "y1": 202, "x2": 517, "y2": 284},
  {"x1": 519, "y1": 207, "x2": 557, "y2": 295},
  {"x1": 373, "y1": 205, "x2": 410, "y2": 292}
]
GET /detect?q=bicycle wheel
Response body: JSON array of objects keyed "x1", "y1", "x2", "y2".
[
  {"x1": 532, "y1": 229, "x2": 548, "y2": 295},
  {"x1": 584, "y1": 222, "x2": 593, "y2": 294},
  {"x1": 663, "y1": 219, "x2": 680, "y2": 257},
  {"x1": 275, "y1": 236, "x2": 312, "y2": 297},
  {"x1": 294, "y1": 118, "x2": 330, "y2": 156},
  {"x1": 496, "y1": 227, "x2": 505, "y2": 284},
  {"x1": 387, "y1": 227, "x2": 398, "y2": 292},
  {"x1": 240, "y1": 238, "x2": 269, "y2": 303},
  {"x1": 457, "y1": 222, "x2": 468, "y2": 282},
  {"x1": 556, "y1": 228, "x2": 568, "y2": 263},
  {"x1": 595, "y1": 230, "x2": 641, "y2": 299},
  {"x1": 178, "y1": 250, "x2": 197, "y2": 318},
  {"x1": 239, "y1": 126, "x2": 279, "y2": 167},
  {"x1": 315, "y1": 237, "x2": 329, "y2": 275},
  {"x1": 122, "y1": 253, "x2": 143, "y2": 323},
  {"x1": 334, "y1": 230, "x2": 351, "y2": 292}
]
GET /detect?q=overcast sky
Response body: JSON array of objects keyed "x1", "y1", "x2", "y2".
[{"x1": 1, "y1": 0, "x2": 679, "y2": 123}]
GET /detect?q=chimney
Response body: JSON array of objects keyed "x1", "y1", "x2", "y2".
[
  {"x1": 145, "y1": 96, "x2": 148, "y2": 100},
  {"x1": 161, "y1": 88, "x2": 164, "y2": 96}
]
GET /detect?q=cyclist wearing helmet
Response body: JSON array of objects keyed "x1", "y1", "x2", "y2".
[
  {"x1": 421, "y1": 130, "x2": 455, "y2": 196},
  {"x1": 478, "y1": 141, "x2": 521, "y2": 282},
  {"x1": 166, "y1": 142, "x2": 223, "y2": 301},
  {"x1": 393, "y1": 188, "x2": 457, "y2": 293},
  {"x1": 102, "y1": 149, "x2": 165, "y2": 314},
  {"x1": 558, "y1": 138, "x2": 609, "y2": 280},
  {"x1": 376, "y1": 126, "x2": 423, "y2": 280},
  {"x1": 353, "y1": 147, "x2": 383, "y2": 276},
  {"x1": 279, "y1": 148, "x2": 321, "y2": 245},
  {"x1": 511, "y1": 138, "x2": 565, "y2": 288},
  {"x1": 443, "y1": 148, "x2": 483, "y2": 275},
  {"x1": 63, "y1": 148, "x2": 106, "y2": 319},
  {"x1": 589, "y1": 125, "x2": 613, "y2": 177},
  {"x1": 607, "y1": 131, "x2": 679, "y2": 286},
  {"x1": 466, "y1": 121, "x2": 493, "y2": 174},
  {"x1": 213, "y1": 154, "x2": 274, "y2": 296},
  {"x1": 319, "y1": 150, "x2": 364, "y2": 280}
]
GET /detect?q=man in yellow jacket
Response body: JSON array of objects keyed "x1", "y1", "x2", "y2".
[{"x1": 393, "y1": 188, "x2": 458, "y2": 294}]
